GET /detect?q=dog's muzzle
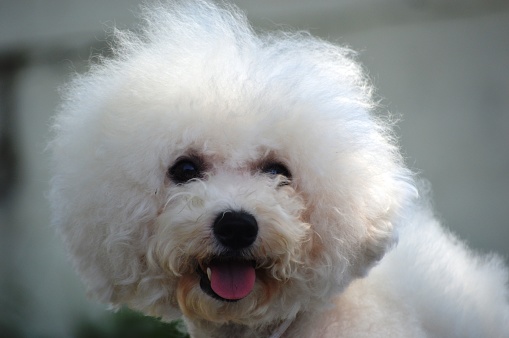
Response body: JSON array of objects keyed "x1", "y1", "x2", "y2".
[{"x1": 198, "y1": 210, "x2": 259, "y2": 302}]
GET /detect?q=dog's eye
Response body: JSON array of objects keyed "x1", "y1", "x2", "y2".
[
  {"x1": 261, "y1": 163, "x2": 291, "y2": 183},
  {"x1": 169, "y1": 158, "x2": 203, "y2": 184}
]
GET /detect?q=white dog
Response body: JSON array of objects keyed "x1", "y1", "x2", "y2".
[{"x1": 49, "y1": 1, "x2": 509, "y2": 337}]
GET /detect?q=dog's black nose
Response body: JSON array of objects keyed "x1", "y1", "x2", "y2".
[{"x1": 213, "y1": 211, "x2": 258, "y2": 250}]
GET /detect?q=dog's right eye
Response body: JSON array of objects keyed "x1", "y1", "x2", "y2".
[{"x1": 169, "y1": 158, "x2": 203, "y2": 184}]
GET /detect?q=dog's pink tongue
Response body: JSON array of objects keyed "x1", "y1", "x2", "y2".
[{"x1": 210, "y1": 261, "x2": 255, "y2": 300}]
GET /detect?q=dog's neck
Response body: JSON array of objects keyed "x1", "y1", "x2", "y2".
[
  {"x1": 185, "y1": 317, "x2": 294, "y2": 338},
  {"x1": 268, "y1": 318, "x2": 293, "y2": 338}
]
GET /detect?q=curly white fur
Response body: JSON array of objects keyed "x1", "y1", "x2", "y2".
[{"x1": 49, "y1": 1, "x2": 509, "y2": 337}]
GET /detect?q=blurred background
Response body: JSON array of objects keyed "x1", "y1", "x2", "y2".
[{"x1": 1, "y1": 0, "x2": 508, "y2": 336}]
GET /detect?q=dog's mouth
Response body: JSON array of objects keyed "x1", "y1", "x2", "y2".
[{"x1": 197, "y1": 258, "x2": 256, "y2": 302}]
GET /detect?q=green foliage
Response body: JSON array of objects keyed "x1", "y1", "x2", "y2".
[{"x1": 74, "y1": 309, "x2": 189, "y2": 338}]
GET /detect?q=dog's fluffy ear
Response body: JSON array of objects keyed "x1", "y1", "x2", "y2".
[
  {"x1": 356, "y1": 175, "x2": 417, "y2": 276},
  {"x1": 306, "y1": 168, "x2": 416, "y2": 284},
  {"x1": 297, "y1": 110, "x2": 417, "y2": 284}
]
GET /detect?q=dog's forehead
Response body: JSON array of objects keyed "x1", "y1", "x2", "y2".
[
  {"x1": 176, "y1": 126, "x2": 284, "y2": 169},
  {"x1": 156, "y1": 100, "x2": 294, "y2": 157},
  {"x1": 158, "y1": 97, "x2": 343, "y2": 174}
]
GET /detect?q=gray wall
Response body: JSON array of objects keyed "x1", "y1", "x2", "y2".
[{"x1": 1, "y1": 0, "x2": 508, "y2": 336}]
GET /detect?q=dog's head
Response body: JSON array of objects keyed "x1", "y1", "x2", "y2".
[{"x1": 50, "y1": 0, "x2": 416, "y2": 327}]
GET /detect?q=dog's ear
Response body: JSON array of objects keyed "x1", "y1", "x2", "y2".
[
  {"x1": 50, "y1": 176, "x2": 149, "y2": 302},
  {"x1": 49, "y1": 129, "x2": 183, "y2": 320},
  {"x1": 304, "y1": 161, "x2": 416, "y2": 285},
  {"x1": 354, "y1": 216, "x2": 398, "y2": 277},
  {"x1": 353, "y1": 176, "x2": 417, "y2": 277}
]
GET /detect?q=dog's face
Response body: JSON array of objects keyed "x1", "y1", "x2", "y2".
[
  {"x1": 50, "y1": 0, "x2": 415, "y2": 328},
  {"x1": 156, "y1": 140, "x2": 311, "y2": 324}
]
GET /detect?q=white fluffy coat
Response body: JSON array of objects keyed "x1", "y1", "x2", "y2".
[{"x1": 49, "y1": 1, "x2": 509, "y2": 337}]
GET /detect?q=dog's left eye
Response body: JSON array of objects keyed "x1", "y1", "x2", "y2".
[
  {"x1": 261, "y1": 163, "x2": 291, "y2": 182},
  {"x1": 169, "y1": 158, "x2": 203, "y2": 184}
]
